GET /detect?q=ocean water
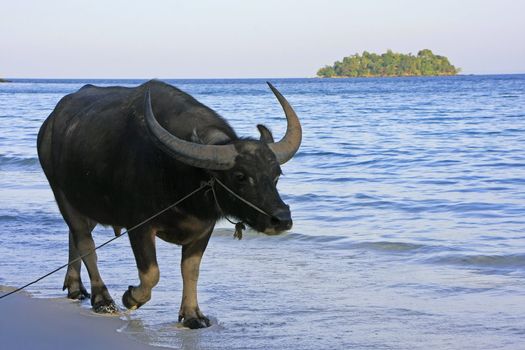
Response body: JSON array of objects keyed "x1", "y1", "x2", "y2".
[{"x1": 1, "y1": 76, "x2": 525, "y2": 349}]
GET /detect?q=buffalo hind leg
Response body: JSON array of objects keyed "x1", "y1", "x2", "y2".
[
  {"x1": 63, "y1": 230, "x2": 90, "y2": 300},
  {"x1": 123, "y1": 226, "x2": 159, "y2": 310},
  {"x1": 54, "y1": 190, "x2": 117, "y2": 313},
  {"x1": 179, "y1": 229, "x2": 213, "y2": 329}
]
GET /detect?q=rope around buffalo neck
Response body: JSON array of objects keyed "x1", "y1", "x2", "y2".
[
  {"x1": 210, "y1": 180, "x2": 245, "y2": 239},
  {"x1": 211, "y1": 177, "x2": 274, "y2": 240},
  {"x1": 0, "y1": 177, "x2": 273, "y2": 300}
]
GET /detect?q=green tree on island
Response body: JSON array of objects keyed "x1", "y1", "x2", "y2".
[{"x1": 317, "y1": 49, "x2": 460, "y2": 78}]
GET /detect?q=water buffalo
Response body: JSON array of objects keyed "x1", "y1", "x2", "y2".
[{"x1": 37, "y1": 80, "x2": 302, "y2": 328}]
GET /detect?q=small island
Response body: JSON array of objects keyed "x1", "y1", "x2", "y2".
[
  {"x1": 317, "y1": 49, "x2": 459, "y2": 78},
  {"x1": 0, "y1": 78, "x2": 11, "y2": 83}
]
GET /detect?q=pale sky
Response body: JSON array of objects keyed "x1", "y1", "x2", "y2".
[{"x1": 1, "y1": 0, "x2": 524, "y2": 78}]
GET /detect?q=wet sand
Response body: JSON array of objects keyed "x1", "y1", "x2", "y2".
[{"x1": 0, "y1": 287, "x2": 165, "y2": 350}]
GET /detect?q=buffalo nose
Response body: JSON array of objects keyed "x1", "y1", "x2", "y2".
[{"x1": 270, "y1": 208, "x2": 293, "y2": 230}]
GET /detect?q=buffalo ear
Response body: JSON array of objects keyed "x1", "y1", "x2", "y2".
[
  {"x1": 257, "y1": 124, "x2": 274, "y2": 143},
  {"x1": 191, "y1": 127, "x2": 232, "y2": 145}
]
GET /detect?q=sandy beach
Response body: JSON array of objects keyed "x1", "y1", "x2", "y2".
[{"x1": 0, "y1": 287, "x2": 165, "y2": 350}]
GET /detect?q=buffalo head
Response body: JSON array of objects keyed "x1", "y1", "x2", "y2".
[{"x1": 144, "y1": 83, "x2": 302, "y2": 234}]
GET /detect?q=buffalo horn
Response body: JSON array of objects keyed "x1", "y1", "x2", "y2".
[
  {"x1": 144, "y1": 90, "x2": 238, "y2": 170},
  {"x1": 266, "y1": 82, "x2": 302, "y2": 164}
]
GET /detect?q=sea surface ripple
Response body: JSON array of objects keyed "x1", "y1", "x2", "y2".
[{"x1": 1, "y1": 76, "x2": 524, "y2": 349}]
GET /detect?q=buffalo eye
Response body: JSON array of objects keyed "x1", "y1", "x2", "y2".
[{"x1": 234, "y1": 171, "x2": 247, "y2": 183}]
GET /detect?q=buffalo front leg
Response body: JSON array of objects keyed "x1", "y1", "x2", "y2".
[
  {"x1": 123, "y1": 226, "x2": 159, "y2": 310},
  {"x1": 179, "y1": 230, "x2": 212, "y2": 329}
]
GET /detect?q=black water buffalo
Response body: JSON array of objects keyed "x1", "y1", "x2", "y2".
[{"x1": 37, "y1": 80, "x2": 302, "y2": 328}]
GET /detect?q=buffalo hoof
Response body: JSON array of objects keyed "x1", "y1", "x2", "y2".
[
  {"x1": 67, "y1": 288, "x2": 90, "y2": 300},
  {"x1": 183, "y1": 317, "x2": 211, "y2": 329},
  {"x1": 93, "y1": 300, "x2": 119, "y2": 314},
  {"x1": 91, "y1": 287, "x2": 118, "y2": 314},
  {"x1": 63, "y1": 279, "x2": 90, "y2": 300},
  {"x1": 122, "y1": 286, "x2": 145, "y2": 310},
  {"x1": 91, "y1": 299, "x2": 120, "y2": 314}
]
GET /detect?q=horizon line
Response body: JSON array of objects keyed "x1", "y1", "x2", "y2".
[{"x1": 3, "y1": 73, "x2": 525, "y2": 81}]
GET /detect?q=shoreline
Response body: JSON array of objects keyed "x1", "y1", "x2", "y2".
[{"x1": 0, "y1": 286, "x2": 166, "y2": 350}]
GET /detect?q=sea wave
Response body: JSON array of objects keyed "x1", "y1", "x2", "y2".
[
  {"x1": 425, "y1": 253, "x2": 525, "y2": 272},
  {"x1": 0, "y1": 154, "x2": 40, "y2": 170},
  {"x1": 213, "y1": 227, "x2": 525, "y2": 274}
]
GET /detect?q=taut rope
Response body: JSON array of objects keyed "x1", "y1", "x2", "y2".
[{"x1": 0, "y1": 177, "x2": 274, "y2": 300}]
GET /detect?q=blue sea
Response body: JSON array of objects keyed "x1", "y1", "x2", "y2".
[{"x1": 1, "y1": 76, "x2": 524, "y2": 349}]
